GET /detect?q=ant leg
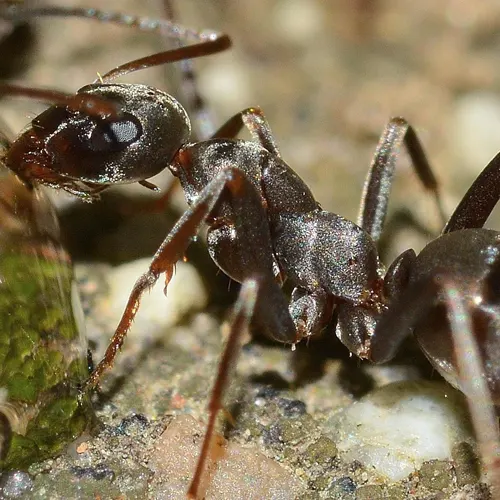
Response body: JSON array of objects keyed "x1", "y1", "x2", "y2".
[
  {"x1": 358, "y1": 117, "x2": 446, "y2": 243},
  {"x1": 0, "y1": 83, "x2": 119, "y2": 119},
  {"x1": 161, "y1": 0, "x2": 216, "y2": 140},
  {"x1": 0, "y1": 4, "x2": 231, "y2": 83},
  {"x1": 211, "y1": 107, "x2": 281, "y2": 158},
  {"x1": 371, "y1": 272, "x2": 500, "y2": 492},
  {"x1": 444, "y1": 151, "x2": 500, "y2": 233},
  {"x1": 83, "y1": 167, "x2": 296, "y2": 390},
  {"x1": 443, "y1": 281, "x2": 500, "y2": 495},
  {"x1": 187, "y1": 278, "x2": 259, "y2": 500},
  {"x1": 81, "y1": 168, "x2": 246, "y2": 390}
]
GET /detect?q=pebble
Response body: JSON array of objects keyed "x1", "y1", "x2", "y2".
[
  {"x1": 331, "y1": 381, "x2": 472, "y2": 481},
  {"x1": 0, "y1": 471, "x2": 33, "y2": 498},
  {"x1": 87, "y1": 258, "x2": 208, "y2": 358},
  {"x1": 147, "y1": 414, "x2": 305, "y2": 499}
]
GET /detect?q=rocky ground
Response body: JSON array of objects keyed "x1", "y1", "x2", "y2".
[{"x1": 1, "y1": 0, "x2": 500, "y2": 498}]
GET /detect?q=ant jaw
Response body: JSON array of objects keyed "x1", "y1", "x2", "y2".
[{"x1": 335, "y1": 302, "x2": 378, "y2": 359}]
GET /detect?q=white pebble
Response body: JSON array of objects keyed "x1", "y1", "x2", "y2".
[
  {"x1": 331, "y1": 381, "x2": 472, "y2": 481},
  {"x1": 102, "y1": 259, "x2": 207, "y2": 349}
]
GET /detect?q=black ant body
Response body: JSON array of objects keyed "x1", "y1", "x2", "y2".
[{"x1": 2, "y1": 3, "x2": 500, "y2": 499}]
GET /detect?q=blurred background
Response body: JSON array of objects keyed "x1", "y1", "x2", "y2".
[{"x1": 2, "y1": 0, "x2": 500, "y2": 267}]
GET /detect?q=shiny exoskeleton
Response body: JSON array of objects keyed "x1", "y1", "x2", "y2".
[
  {"x1": 3, "y1": 4, "x2": 500, "y2": 498},
  {"x1": 166, "y1": 110, "x2": 500, "y2": 493},
  {"x1": 11, "y1": 81, "x2": 500, "y2": 492}
]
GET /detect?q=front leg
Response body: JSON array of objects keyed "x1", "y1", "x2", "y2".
[
  {"x1": 85, "y1": 164, "x2": 311, "y2": 391},
  {"x1": 83, "y1": 167, "x2": 264, "y2": 390},
  {"x1": 188, "y1": 278, "x2": 260, "y2": 499}
]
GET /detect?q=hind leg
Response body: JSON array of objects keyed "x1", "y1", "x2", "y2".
[{"x1": 443, "y1": 281, "x2": 500, "y2": 495}]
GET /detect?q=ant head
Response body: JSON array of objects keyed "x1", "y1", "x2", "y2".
[{"x1": 11, "y1": 83, "x2": 191, "y2": 191}]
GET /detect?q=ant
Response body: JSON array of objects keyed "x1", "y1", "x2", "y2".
[{"x1": 2, "y1": 3, "x2": 500, "y2": 499}]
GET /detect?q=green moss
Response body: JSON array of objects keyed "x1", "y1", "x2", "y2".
[
  {"x1": 3, "y1": 434, "x2": 39, "y2": 470},
  {"x1": 38, "y1": 350, "x2": 65, "y2": 390},
  {"x1": 7, "y1": 373, "x2": 38, "y2": 403},
  {"x1": 24, "y1": 395, "x2": 89, "y2": 457},
  {"x1": 0, "y1": 251, "x2": 94, "y2": 470}
]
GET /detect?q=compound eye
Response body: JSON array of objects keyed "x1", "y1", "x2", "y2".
[{"x1": 89, "y1": 113, "x2": 142, "y2": 153}]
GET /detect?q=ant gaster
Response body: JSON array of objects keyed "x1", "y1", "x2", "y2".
[{"x1": 2, "y1": 4, "x2": 500, "y2": 498}]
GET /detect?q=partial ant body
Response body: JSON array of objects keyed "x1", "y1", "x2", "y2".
[
  {"x1": 0, "y1": 3, "x2": 233, "y2": 497},
  {"x1": 2, "y1": 3, "x2": 500, "y2": 499}
]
